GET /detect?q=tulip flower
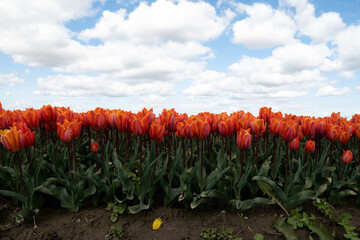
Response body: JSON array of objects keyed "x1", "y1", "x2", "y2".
[
  {"x1": 315, "y1": 118, "x2": 328, "y2": 137},
  {"x1": 304, "y1": 140, "x2": 315, "y2": 153},
  {"x1": 269, "y1": 118, "x2": 281, "y2": 136},
  {"x1": 149, "y1": 123, "x2": 165, "y2": 144},
  {"x1": 0, "y1": 126, "x2": 21, "y2": 152},
  {"x1": 301, "y1": 118, "x2": 316, "y2": 139},
  {"x1": 0, "y1": 113, "x2": 11, "y2": 130},
  {"x1": 342, "y1": 150, "x2": 353, "y2": 165},
  {"x1": 280, "y1": 120, "x2": 298, "y2": 142},
  {"x1": 250, "y1": 119, "x2": 266, "y2": 136},
  {"x1": 338, "y1": 130, "x2": 351, "y2": 144},
  {"x1": 91, "y1": 142, "x2": 99, "y2": 153},
  {"x1": 159, "y1": 108, "x2": 178, "y2": 132},
  {"x1": 236, "y1": 129, "x2": 252, "y2": 150},
  {"x1": 87, "y1": 109, "x2": 108, "y2": 132},
  {"x1": 40, "y1": 105, "x2": 58, "y2": 124},
  {"x1": 340, "y1": 150, "x2": 353, "y2": 181},
  {"x1": 289, "y1": 136, "x2": 300, "y2": 151}
]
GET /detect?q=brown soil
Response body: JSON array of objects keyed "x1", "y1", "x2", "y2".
[{"x1": 1, "y1": 197, "x2": 359, "y2": 240}]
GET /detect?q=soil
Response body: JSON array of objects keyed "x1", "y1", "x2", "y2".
[{"x1": 1, "y1": 197, "x2": 359, "y2": 240}]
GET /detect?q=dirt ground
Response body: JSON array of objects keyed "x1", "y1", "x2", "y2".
[{"x1": 1, "y1": 196, "x2": 360, "y2": 240}]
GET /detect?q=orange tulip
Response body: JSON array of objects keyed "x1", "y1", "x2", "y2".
[
  {"x1": 259, "y1": 107, "x2": 272, "y2": 124},
  {"x1": 342, "y1": 150, "x2": 353, "y2": 164},
  {"x1": 304, "y1": 140, "x2": 315, "y2": 153},
  {"x1": 87, "y1": 109, "x2": 108, "y2": 131},
  {"x1": 159, "y1": 108, "x2": 178, "y2": 132},
  {"x1": 269, "y1": 118, "x2": 281, "y2": 136},
  {"x1": 289, "y1": 136, "x2": 300, "y2": 151},
  {"x1": 149, "y1": 123, "x2": 166, "y2": 143},
  {"x1": 193, "y1": 119, "x2": 211, "y2": 140},
  {"x1": 0, "y1": 113, "x2": 10, "y2": 129},
  {"x1": 315, "y1": 118, "x2": 328, "y2": 137},
  {"x1": 338, "y1": 130, "x2": 351, "y2": 144},
  {"x1": 91, "y1": 142, "x2": 99, "y2": 153},
  {"x1": 218, "y1": 117, "x2": 236, "y2": 137},
  {"x1": 56, "y1": 120, "x2": 82, "y2": 143},
  {"x1": 19, "y1": 128, "x2": 35, "y2": 148},
  {"x1": 326, "y1": 124, "x2": 340, "y2": 142},
  {"x1": 40, "y1": 105, "x2": 58, "y2": 124},
  {"x1": 130, "y1": 116, "x2": 150, "y2": 136},
  {"x1": 236, "y1": 129, "x2": 252, "y2": 149},
  {"x1": 302, "y1": 118, "x2": 316, "y2": 139},
  {"x1": 280, "y1": 120, "x2": 298, "y2": 142},
  {"x1": 250, "y1": 119, "x2": 266, "y2": 136},
  {"x1": 0, "y1": 126, "x2": 21, "y2": 152}
]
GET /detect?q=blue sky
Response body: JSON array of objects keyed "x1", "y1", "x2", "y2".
[{"x1": 1, "y1": 0, "x2": 360, "y2": 118}]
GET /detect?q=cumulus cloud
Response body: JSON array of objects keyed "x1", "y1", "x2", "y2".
[
  {"x1": 0, "y1": 73, "x2": 25, "y2": 86},
  {"x1": 34, "y1": 74, "x2": 175, "y2": 97},
  {"x1": 314, "y1": 85, "x2": 350, "y2": 97},
  {"x1": 79, "y1": 0, "x2": 234, "y2": 43},
  {"x1": 232, "y1": 3, "x2": 297, "y2": 48},
  {"x1": 0, "y1": 0, "x2": 98, "y2": 66},
  {"x1": 280, "y1": 0, "x2": 345, "y2": 43},
  {"x1": 335, "y1": 25, "x2": 360, "y2": 70}
]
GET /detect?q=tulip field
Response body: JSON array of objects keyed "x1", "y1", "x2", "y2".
[{"x1": 1, "y1": 102, "x2": 360, "y2": 238}]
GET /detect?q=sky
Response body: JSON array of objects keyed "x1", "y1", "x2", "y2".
[{"x1": 1, "y1": 0, "x2": 360, "y2": 118}]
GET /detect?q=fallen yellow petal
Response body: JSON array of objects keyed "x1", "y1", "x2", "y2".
[{"x1": 152, "y1": 218, "x2": 163, "y2": 230}]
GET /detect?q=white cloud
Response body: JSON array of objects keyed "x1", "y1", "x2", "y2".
[
  {"x1": 272, "y1": 43, "x2": 331, "y2": 72},
  {"x1": 314, "y1": 85, "x2": 350, "y2": 97},
  {"x1": 232, "y1": 3, "x2": 297, "y2": 48},
  {"x1": 280, "y1": 0, "x2": 345, "y2": 43},
  {"x1": 335, "y1": 25, "x2": 360, "y2": 70},
  {"x1": 356, "y1": 86, "x2": 360, "y2": 91},
  {"x1": 53, "y1": 41, "x2": 210, "y2": 81},
  {"x1": 34, "y1": 74, "x2": 175, "y2": 97},
  {"x1": 0, "y1": 0, "x2": 99, "y2": 66},
  {"x1": 0, "y1": 73, "x2": 24, "y2": 86},
  {"x1": 79, "y1": 0, "x2": 235, "y2": 43}
]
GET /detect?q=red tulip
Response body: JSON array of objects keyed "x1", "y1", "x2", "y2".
[
  {"x1": 326, "y1": 124, "x2": 340, "y2": 142},
  {"x1": 57, "y1": 120, "x2": 82, "y2": 143},
  {"x1": 159, "y1": 108, "x2": 178, "y2": 132},
  {"x1": 149, "y1": 123, "x2": 166, "y2": 143},
  {"x1": 250, "y1": 119, "x2": 266, "y2": 136},
  {"x1": 302, "y1": 118, "x2": 316, "y2": 139},
  {"x1": 269, "y1": 118, "x2": 281, "y2": 136},
  {"x1": 0, "y1": 126, "x2": 21, "y2": 152},
  {"x1": 193, "y1": 119, "x2": 210, "y2": 140},
  {"x1": 87, "y1": 109, "x2": 108, "y2": 131},
  {"x1": 40, "y1": 105, "x2": 58, "y2": 124},
  {"x1": 236, "y1": 129, "x2": 252, "y2": 149},
  {"x1": 304, "y1": 140, "x2": 315, "y2": 153},
  {"x1": 0, "y1": 113, "x2": 10, "y2": 129},
  {"x1": 19, "y1": 128, "x2": 35, "y2": 148},
  {"x1": 91, "y1": 142, "x2": 99, "y2": 153},
  {"x1": 280, "y1": 120, "x2": 298, "y2": 142},
  {"x1": 342, "y1": 150, "x2": 353, "y2": 164},
  {"x1": 289, "y1": 136, "x2": 300, "y2": 151},
  {"x1": 338, "y1": 130, "x2": 351, "y2": 144}
]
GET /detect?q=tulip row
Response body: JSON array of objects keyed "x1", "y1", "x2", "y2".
[{"x1": 0, "y1": 102, "x2": 360, "y2": 217}]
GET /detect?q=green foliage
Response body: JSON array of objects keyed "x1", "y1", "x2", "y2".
[
  {"x1": 200, "y1": 227, "x2": 242, "y2": 240},
  {"x1": 313, "y1": 198, "x2": 360, "y2": 240},
  {"x1": 106, "y1": 202, "x2": 127, "y2": 222},
  {"x1": 275, "y1": 208, "x2": 334, "y2": 240},
  {"x1": 106, "y1": 226, "x2": 124, "y2": 240}
]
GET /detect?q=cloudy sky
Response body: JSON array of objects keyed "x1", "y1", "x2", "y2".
[{"x1": 1, "y1": 0, "x2": 360, "y2": 117}]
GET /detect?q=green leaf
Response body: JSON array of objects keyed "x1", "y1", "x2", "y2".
[
  {"x1": 254, "y1": 233, "x2": 264, "y2": 240},
  {"x1": 274, "y1": 218, "x2": 298, "y2": 240},
  {"x1": 307, "y1": 222, "x2": 334, "y2": 240},
  {"x1": 0, "y1": 190, "x2": 27, "y2": 202}
]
